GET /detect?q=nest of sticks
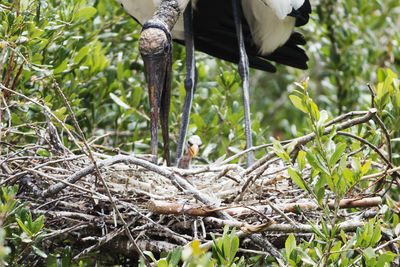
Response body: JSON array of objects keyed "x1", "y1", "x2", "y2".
[
  {"x1": 3, "y1": 148, "x2": 382, "y2": 261},
  {"x1": 0, "y1": 86, "x2": 393, "y2": 264}
]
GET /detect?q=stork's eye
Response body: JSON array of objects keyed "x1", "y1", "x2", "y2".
[{"x1": 188, "y1": 140, "x2": 193, "y2": 146}]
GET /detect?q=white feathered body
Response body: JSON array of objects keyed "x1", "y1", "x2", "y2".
[{"x1": 116, "y1": 0, "x2": 305, "y2": 55}]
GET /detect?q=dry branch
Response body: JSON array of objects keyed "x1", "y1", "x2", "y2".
[
  {"x1": 148, "y1": 197, "x2": 381, "y2": 216},
  {"x1": 2, "y1": 96, "x2": 394, "y2": 262},
  {"x1": 246, "y1": 109, "x2": 377, "y2": 175}
]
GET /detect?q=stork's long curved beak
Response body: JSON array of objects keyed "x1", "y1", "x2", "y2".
[{"x1": 140, "y1": 28, "x2": 172, "y2": 165}]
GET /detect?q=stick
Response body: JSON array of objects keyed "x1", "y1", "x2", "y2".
[
  {"x1": 148, "y1": 197, "x2": 382, "y2": 216},
  {"x1": 247, "y1": 109, "x2": 377, "y2": 175}
]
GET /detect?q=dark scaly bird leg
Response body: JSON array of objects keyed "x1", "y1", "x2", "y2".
[
  {"x1": 175, "y1": 1, "x2": 197, "y2": 166},
  {"x1": 160, "y1": 50, "x2": 172, "y2": 165},
  {"x1": 232, "y1": 0, "x2": 254, "y2": 167}
]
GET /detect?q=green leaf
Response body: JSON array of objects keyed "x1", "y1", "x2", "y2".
[
  {"x1": 351, "y1": 158, "x2": 361, "y2": 178},
  {"x1": 74, "y1": 46, "x2": 89, "y2": 63},
  {"x1": 309, "y1": 100, "x2": 320, "y2": 121},
  {"x1": 377, "y1": 252, "x2": 397, "y2": 266},
  {"x1": 230, "y1": 236, "x2": 239, "y2": 263},
  {"x1": 328, "y1": 241, "x2": 342, "y2": 262},
  {"x1": 54, "y1": 107, "x2": 67, "y2": 121},
  {"x1": 361, "y1": 160, "x2": 372, "y2": 176},
  {"x1": 33, "y1": 246, "x2": 47, "y2": 258},
  {"x1": 314, "y1": 175, "x2": 326, "y2": 204},
  {"x1": 297, "y1": 250, "x2": 316, "y2": 265},
  {"x1": 328, "y1": 143, "x2": 347, "y2": 168},
  {"x1": 110, "y1": 93, "x2": 130, "y2": 110},
  {"x1": 37, "y1": 150, "x2": 50, "y2": 157},
  {"x1": 343, "y1": 168, "x2": 354, "y2": 184},
  {"x1": 288, "y1": 167, "x2": 307, "y2": 191},
  {"x1": 340, "y1": 230, "x2": 347, "y2": 245},
  {"x1": 157, "y1": 259, "x2": 168, "y2": 267},
  {"x1": 297, "y1": 151, "x2": 306, "y2": 171},
  {"x1": 363, "y1": 247, "x2": 375, "y2": 260},
  {"x1": 143, "y1": 251, "x2": 156, "y2": 263},
  {"x1": 211, "y1": 233, "x2": 224, "y2": 262},
  {"x1": 286, "y1": 140, "x2": 298, "y2": 155},
  {"x1": 289, "y1": 95, "x2": 308, "y2": 113},
  {"x1": 306, "y1": 150, "x2": 329, "y2": 175},
  {"x1": 370, "y1": 221, "x2": 381, "y2": 245},
  {"x1": 272, "y1": 139, "x2": 290, "y2": 163},
  {"x1": 320, "y1": 173, "x2": 337, "y2": 193},
  {"x1": 15, "y1": 217, "x2": 33, "y2": 236},
  {"x1": 285, "y1": 234, "x2": 296, "y2": 259},
  {"x1": 223, "y1": 234, "x2": 231, "y2": 260},
  {"x1": 32, "y1": 215, "x2": 44, "y2": 234},
  {"x1": 318, "y1": 110, "x2": 329, "y2": 126},
  {"x1": 338, "y1": 154, "x2": 348, "y2": 172},
  {"x1": 167, "y1": 247, "x2": 182, "y2": 266},
  {"x1": 54, "y1": 59, "x2": 68, "y2": 74},
  {"x1": 76, "y1": 7, "x2": 97, "y2": 20},
  {"x1": 131, "y1": 86, "x2": 143, "y2": 108},
  {"x1": 11, "y1": 113, "x2": 22, "y2": 124}
]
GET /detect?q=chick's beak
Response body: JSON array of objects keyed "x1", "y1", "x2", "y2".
[{"x1": 188, "y1": 144, "x2": 199, "y2": 158}]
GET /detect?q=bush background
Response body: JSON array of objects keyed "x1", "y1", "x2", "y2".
[{"x1": 1, "y1": 0, "x2": 400, "y2": 265}]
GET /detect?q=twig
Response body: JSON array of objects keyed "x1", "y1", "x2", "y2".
[
  {"x1": 237, "y1": 158, "x2": 281, "y2": 201},
  {"x1": 337, "y1": 131, "x2": 390, "y2": 165},
  {"x1": 324, "y1": 110, "x2": 369, "y2": 128},
  {"x1": 147, "y1": 197, "x2": 382, "y2": 216},
  {"x1": 3, "y1": 51, "x2": 15, "y2": 89},
  {"x1": 367, "y1": 83, "x2": 375, "y2": 108},
  {"x1": 52, "y1": 78, "x2": 150, "y2": 266},
  {"x1": 42, "y1": 155, "x2": 230, "y2": 219},
  {"x1": 1, "y1": 94, "x2": 11, "y2": 128},
  {"x1": 262, "y1": 198, "x2": 297, "y2": 227},
  {"x1": 247, "y1": 109, "x2": 377, "y2": 175},
  {"x1": 73, "y1": 219, "x2": 136, "y2": 260},
  {"x1": 352, "y1": 235, "x2": 400, "y2": 265},
  {"x1": 0, "y1": 41, "x2": 8, "y2": 81},
  {"x1": 0, "y1": 155, "x2": 85, "y2": 186},
  {"x1": 372, "y1": 113, "x2": 393, "y2": 164},
  {"x1": 361, "y1": 166, "x2": 400, "y2": 181},
  {"x1": 0, "y1": 84, "x2": 82, "y2": 149},
  {"x1": 10, "y1": 62, "x2": 24, "y2": 91}
]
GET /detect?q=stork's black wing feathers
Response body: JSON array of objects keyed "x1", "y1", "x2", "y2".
[
  {"x1": 265, "y1": 32, "x2": 309, "y2": 69},
  {"x1": 180, "y1": 37, "x2": 277, "y2": 72},
  {"x1": 289, "y1": 0, "x2": 311, "y2": 27},
  {"x1": 181, "y1": 0, "x2": 311, "y2": 73}
]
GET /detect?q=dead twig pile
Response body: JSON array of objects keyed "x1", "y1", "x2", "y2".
[{"x1": 0, "y1": 83, "x2": 397, "y2": 264}]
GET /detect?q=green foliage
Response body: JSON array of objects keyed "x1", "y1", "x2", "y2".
[
  {"x1": 1, "y1": 0, "x2": 400, "y2": 162},
  {"x1": 141, "y1": 226, "x2": 245, "y2": 267},
  {"x1": 2, "y1": 0, "x2": 400, "y2": 265},
  {"x1": 0, "y1": 186, "x2": 95, "y2": 266},
  {"x1": 0, "y1": 186, "x2": 45, "y2": 265},
  {"x1": 278, "y1": 72, "x2": 400, "y2": 266},
  {"x1": 211, "y1": 226, "x2": 243, "y2": 266}
]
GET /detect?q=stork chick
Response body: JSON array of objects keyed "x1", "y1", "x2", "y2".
[{"x1": 178, "y1": 135, "x2": 202, "y2": 169}]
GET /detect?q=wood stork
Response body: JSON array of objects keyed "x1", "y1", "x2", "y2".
[{"x1": 116, "y1": 0, "x2": 311, "y2": 167}]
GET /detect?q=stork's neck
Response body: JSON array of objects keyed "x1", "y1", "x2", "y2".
[{"x1": 150, "y1": 0, "x2": 181, "y2": 32}]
